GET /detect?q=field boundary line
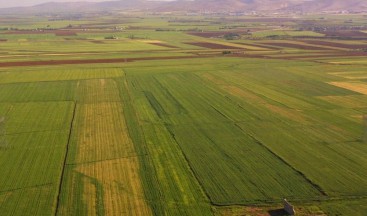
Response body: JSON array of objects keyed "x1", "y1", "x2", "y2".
[
  {"x1": 0, "y1": 55, "x2": 212, "y2": 68},
  {"x1": 164, "y1": 124, "x2": 215, "y2": 213},
  {"x1": 54, "y1": 101, "x2": 77, "y2": 216},
  {"x1": 65, "y1": 153, "x2": 148, "y2": 166},
  {"x1": 235, "y1": 123, "x2": 328, "y2": 196},
  {"x1": 0, "y1": 183, "x2": 53, "y2": 194},
  {"x1": 0, "y1": 77, "x2": 124, "y2": 85},
  {"x1": 3, "y1": 129, "x2": 69, "y2": 136}
]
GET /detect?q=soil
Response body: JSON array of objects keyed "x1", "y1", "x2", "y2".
[
  {"x1": 185, "y1": 42, "x2": 242, "y2": 49},
  {"x1": 260, "y1": 42, "x2": 332, "y2": 50},
  {"x1": 148, "y1": 43, "x2": 178, "y2": 48},
  {"x1": 301, "y1": 40, "x2": 367, "y2": 49}
]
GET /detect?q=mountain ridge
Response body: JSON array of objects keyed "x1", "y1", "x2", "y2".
[{"x1": 0, "y1": 0, "x2": 366, "y2": 14}]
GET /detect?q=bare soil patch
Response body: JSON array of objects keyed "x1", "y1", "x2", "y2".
[
  {"x1": 185, "y1": 42, "x2": 242, "y2": 49},
  {"x1": 148, "y1": 43, "x2": 178, "y2": 48},
  {"x1": 260, "y1": 42, "x2": 331, "y2": 50},
  {"x1": 302, "y1": 40, "x2": 367, "y2": 49},
  {"x1": 321, "y1": 31, "x2": 367, "y2": 38},
  {"x1": 236, "y1": 42, "x2": 281, "y2": 50},
  {"x1": 54, "y1": 31, "x2": 77, "y2": 36},
  {"x1": 90, "y1": 40, "x2": 105, "y2": 44}
]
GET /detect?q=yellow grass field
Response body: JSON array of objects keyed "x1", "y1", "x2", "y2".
[
  {"x1": 58, "y1": 102, "x2": 151, "y2": 215},
  {"x1": 329, "y1": 82, "x2": 367, "y2": 95}
]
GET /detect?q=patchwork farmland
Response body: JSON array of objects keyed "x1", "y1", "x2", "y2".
[{"x1": 0, "y1": 12, "x2": 367, "y2": 216}]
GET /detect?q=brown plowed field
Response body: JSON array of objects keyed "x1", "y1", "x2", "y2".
[
  {"x1": 236, "y1": 42, "x2": 281, "y2": 50},
  {"x1": 185, "y1": 42, "x2": 242, "y2": 49},
  {"x1": 271, "y1": 52, "x2": 367, "y2": 60},
  {"x1": 148, "y1": 43, "x2": 178, "y2": 48},
  {"x1": 260, "y1": 42, "x2": 332, "y2": 50},
  {"x1": 302, "y1": 40, "x2": 367, "y2": 49},
  {"x1": 55, "y1": 31, "x2": 77, "y2": 36},
  {"x1": 90, "y1": 40, "x2": 105, "y2": 44},
  {"x1": 322, "y1": 31, "x2": 367, "y2": 38}
]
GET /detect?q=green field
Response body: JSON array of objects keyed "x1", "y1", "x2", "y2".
[{"x1": 0, "y1": 12, "x2": 367, "y2": 216}]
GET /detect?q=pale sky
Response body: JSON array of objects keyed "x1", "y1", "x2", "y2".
[{"x1": 0, "y1": 0, "x2": 114, "y2": 8}]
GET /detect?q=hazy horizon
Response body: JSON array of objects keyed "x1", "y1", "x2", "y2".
[
  {"x1": 0, "y1": 0, "x2": 117, "y2": 8},
  {"x1": 0, "y1": 0, "x2": 176, "y2": 8}
]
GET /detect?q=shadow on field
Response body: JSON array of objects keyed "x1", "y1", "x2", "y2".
[{"x1": 268, "y1": 208, "x2": 288, "y2": 216}]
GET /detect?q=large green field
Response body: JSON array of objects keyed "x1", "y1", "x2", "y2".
[{"x1": 0, "y1": 12, "x2": 367, "y2": 216}]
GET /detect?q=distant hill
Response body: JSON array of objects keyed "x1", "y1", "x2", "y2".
[
  {"x1": 286, "y1": 0, "x2": 367, "y2": 13},
  {"x1": 154, "y1": 0, "x2": 308, "y2": 12},
  {"x1": 0, "y1": 0, "x2": 366, "y2": 14}
]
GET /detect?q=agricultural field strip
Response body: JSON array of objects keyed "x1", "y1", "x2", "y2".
[
  {"x1": 115, "y1": 74, "x2": 213, "y2": 215},
  {"x1": 195, "y1": 72, "x2": 331, "y2": 191},
  {"x1": 198, "y1": 63, "x2": 367, "y2": 196},
  {"x1": 0, "y1": 183, "x2": 53, "y2": 194},
  {"x1": 0, "y1": 68, "x2": 124, "y2": 84},
  {"x1": 0, "y1": 101, "x2": 75, "y2": 215},
  {"x1": 267, "y1": 41, "x2": 348, "y2": 51},
  {"x1": 123, "y1": 69, "x2": 323, "y2": 205},
  {"x1": 329, "y1": 71, "x2": 367, "y2": 79},
  {"x1": 124, "y1": 58, "x2": 367, "y2": 202},
  {"x1": 328, "y1": 82, "x2": 367, "y2": 95},
  {"x1": 57, "y1": 77, "x2": 152, "y2": 215},
  {"x1": 54, "y1": 101, "x2": 77, "y2": 216}
]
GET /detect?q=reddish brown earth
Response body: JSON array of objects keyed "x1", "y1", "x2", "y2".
[
  {"x1": 322, "y1": 31, "x2": 367, "y2": 38},
  {"x1": 301, "y1": 40, "x2": 367, "y2": 49},
  {"x1": 148, "y1": 43, "x2": 178, "y2": 48},
  {"x1": 185, "y1": 42, "x2": 242, "y2": 49},
  {"x1": 270, "y1": 51, "x2": 367, "y2": 60},
  {"x1": 90, "y1": 40, "x2": 105, "y2": 44},
  {"x1": 0, "y1": 39, "x2": 7, "y2": 42},
  {"x1": 260, "y1": 42, "x2": 332, "y2": 50},
  {"x1": 236, "y1": 42, "x2": 281, "y2": 50},
  {"x1": 54, "y1": 31, "x2": 77, "y2": 36}
]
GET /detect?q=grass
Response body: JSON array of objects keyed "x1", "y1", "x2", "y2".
[
  {"x1": 0, "y1": 13, "x2": 367, "y2": 216},
  {"x1": 0, "y1": 102, "x2": 74, "y2": 215},
  {"x1": 251, "y1": 30, "x2": 325, "y2": 38}
]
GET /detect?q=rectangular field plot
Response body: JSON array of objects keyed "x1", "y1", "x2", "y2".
[
  {"x1": 0, "y1": 102, "x2": 74, "y2": 216},
  {"x1": 0, "y1": 132, "x2": 69, "y2": 190},
  {"x1": 76, "y1": 79, "x2": 121, "y2": 103},
  {"x1": 330, "y1": 71, "x2": 367, "y2": 80},
  {"x1": 0, "y1": 67, "x2": 123, "y2": 84},
  {"x1": 59, "y1": 157, "x2": 151, "y2": 216},
  {"x1": 0, "y1": 81, "x2": 76, "y2": 102},
  {"x1": 329, "y1": 81, "x2": 367, "y2": 95},
  {"x1": 67, "y1": 102, "x2": 138, "y2": 164},
  {"x1": 0, "y1": 185, "x2": 58, "y2": 216},
  {"x1": 123, "y1": 68, "x2": 324, "y2": 204},
  {"x1": 3, "y1": 102, "x2": 74, "y2": 134},
  {"x1": 58, "y1": 101, "x2": 152, "y2": 216},
  {"x1": 121, "y1": 57, "x2": 367, "y2": 205}
]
